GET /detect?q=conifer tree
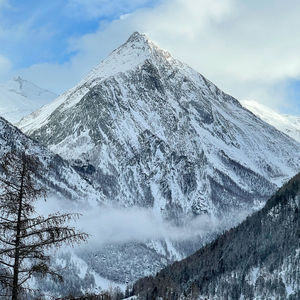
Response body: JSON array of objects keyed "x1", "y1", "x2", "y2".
[{"x1": 0, "y1": 151, "x2": 88, "y2": 299}]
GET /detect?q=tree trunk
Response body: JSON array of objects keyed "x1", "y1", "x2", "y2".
[{"x1": 12, "y1": 161, "x2": 25, "y2": 300}]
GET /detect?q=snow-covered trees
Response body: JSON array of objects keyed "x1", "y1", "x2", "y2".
[{"x1": 0, "y1": 151, "x2": 87, "y2": 299}]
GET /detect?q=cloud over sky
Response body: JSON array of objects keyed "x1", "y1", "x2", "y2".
[
  {"x1": 0, "y1": 54, "x2": 11, "y2": 80},
  {"x1": 1, "y1": 0, "x2": 300, "y2": 113},
  {"x1": 67, "y1": 0, "x2": 159, "y2": 19}
]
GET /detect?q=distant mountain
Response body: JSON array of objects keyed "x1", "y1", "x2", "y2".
[
  {"x1": 16, "y1": 32, "x2": 300, "y2": 288},
  {"x1": 133, "y1": 171, "x2": 300, "y2": 299},
  {"x1": 0, "y1": 76, "x2": 57, "y2": 123},
  {"x1": 242, "y1": 100, "x2": 300, "y2": 143}
]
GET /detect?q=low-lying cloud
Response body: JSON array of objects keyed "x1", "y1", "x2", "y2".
[{"x1": 36, "y1": 196, "x2": 249, "y2": 249}]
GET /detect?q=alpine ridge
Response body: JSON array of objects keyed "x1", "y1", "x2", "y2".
[
  {"x1": 0, "y1": 115, "x2": 102, "y2": 207},
  {"x1": 242, "y1": 100, "x2": 300, "y2": 143},
  {"x1": 16, "y1": 32, "x2": 300, "y2": 288},
  {"x1": 18, "y1": 32, "x2": 300, "y2": 219},
  {"x1": 0, "y1": 76, "x2": 57, "y2": 123}
]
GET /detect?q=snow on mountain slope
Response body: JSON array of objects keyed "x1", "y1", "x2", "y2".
[
  {"x1": 18, "y1": 33, "x2": 171, "y2": 134},
  {"x1": 18, "y1": 32, "x2": 300, "y2": 214},
  {"x1": 16, "y1": 32, "x2": 300, "y2": 288},
  {"x1": 0, "y1": 76, "x2": 57, "y2": 123},
  {"x1": 0, "y1": 115, "x2": 102, "y2": 206},
  {"x1": 242, "y1": 100, "x2": 300, "y2": 143}
]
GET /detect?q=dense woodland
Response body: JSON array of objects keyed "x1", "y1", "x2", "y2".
[{"x1": 131, "y1": 172, "x2": 300, "y2": 299}]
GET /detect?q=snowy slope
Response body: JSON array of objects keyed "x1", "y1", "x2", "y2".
[
  {"x1": 0, "y1": 116, "x2": 102, "y2": 206},
  {"x1": 0, "y1": 76, "x2": 57, "y2": 123},
  {"x1": 16, "y1": 32, "x2": 300, "y2": 288},
  {"x1": 242, "y1": 100, "x2": 300, "y2": 143}
]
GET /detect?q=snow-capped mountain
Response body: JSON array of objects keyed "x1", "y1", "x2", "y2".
[
  {"x1": 0, "y1": 76, "x2": 57, "y2": 123},
  {"x1": 133, "y1": 170, "x2": 300, "y2": 299},
  {"x1": 18, "y1": 32, "x2": 300, "y2": 217},
  {"x1": 242, "y1": 100, "x2": 300, "y2": 143},
  {"x1": 17, "y1": 32, "x2": 300, "y2": 288}
]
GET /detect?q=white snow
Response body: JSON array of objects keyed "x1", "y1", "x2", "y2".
[
  {"x1": 67, "y1": 252, "x2": 126, "y2": 292},
  {"x1": 17, "y1": 33, "x2": 155, "y2": 133},
  {"x1": 249, "y1": 267, "x2": 259, "y2": 284},
  {"x1": 0, "y1": 76, "x2": 57, "y2": 123},
  {"x1": 242, "y1": 100, "x2": 300, "y2": 143}
]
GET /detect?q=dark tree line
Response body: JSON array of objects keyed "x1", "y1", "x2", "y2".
[
  {"x1": 131, "y1": 172, "x2": 300, "y2": 299},
  {"x1": 0, "y1": 151, "x2": 88, "y2": 299},
  {"x1": 58, "y1": 288, "x2": 125, "y2": 300}
]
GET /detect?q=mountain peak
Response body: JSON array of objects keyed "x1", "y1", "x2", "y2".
[
  {"x1": 82, "y1": 31, "x2": 172, "y2": 85},
  {"x1": 13, "y1": 75, "x2": 24, "y2": 90},
  {"x1": 13, "y1": 75, "x2": 24, "y2": 82},
  {"x1": 123, "y1": 31, "x2": 171, "y2": 59},
  {"x1": 126, "y1": 31, "x2": 149, "y2": 44}
]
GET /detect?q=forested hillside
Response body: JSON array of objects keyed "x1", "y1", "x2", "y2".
[{"x1": 132, "y1": 172, "x2": 300, "y2": 299}]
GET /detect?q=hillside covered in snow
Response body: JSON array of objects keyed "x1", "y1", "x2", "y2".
[
  {"x1": 242, "y1": 100, "x2": 300, "y2": 143},
  {"x1": 0, "y1": 76, "x2": 57, "y2": 123}
]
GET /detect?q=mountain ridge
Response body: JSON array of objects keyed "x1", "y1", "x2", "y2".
[
  {"x1": 0, "y1": 115, "x2": 103, "y2": 207},
  {"x1": 0, "y1": 76, "x2": 57, "y2": 123},
  {"x1": 17, "y1": 32, "x2": 300, "y2": 212},
  {"x1": 242, "y1": 100, "x2": 300, "y2": 143}
]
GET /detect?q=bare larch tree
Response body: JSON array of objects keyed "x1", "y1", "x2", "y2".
[{"x1": 0, "y1": 151, "x2": 88, "y2": 300}]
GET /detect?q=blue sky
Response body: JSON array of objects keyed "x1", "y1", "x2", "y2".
[
  {"x1": 283, "y1": 80, "x2": 300, "y2": 115},
  {"x1": 0, "y1": 0, "x2": 300, "y2": 115},
  {"x1": 0, "y1": 0, "x2": 159, "y2": 68}
]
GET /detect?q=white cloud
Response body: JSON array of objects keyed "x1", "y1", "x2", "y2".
[
  {"x1": 67, "y1": 0, "x2": 154, "y2": 19},
  {"x1": 0, "y1": 54, "x2": 11, "y2": 80},
  {"x1": 35, "y1": 196, "x2": 247, "y2": 248},
  {"x1": 15, "y1": 0, "x2": 300, "y2": 110},
  {"x1": 129, "y1": 0, "x2": 300, "y2": 107},
  {"x1": 79, "y1": 206, "x2": 248, "y2": 248}
]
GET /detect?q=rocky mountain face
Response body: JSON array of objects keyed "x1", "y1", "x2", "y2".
[
  {"x1": 133, "y1": 171, "x2": 300, "y2": 300},
  {"x1": 18, "y1": 32, "x2": 300, "y2": 220},
  {"x1": 16, "y1": 32, "x2": 300, "y2": 291},
  {"x1": 0, "y1": 76, "x2": 57, "y2": 123},
  {"x1": 0, "y1": 115, "x2": 102, "y2": 206},
  {"x1": 242, "y1": 100, "x2": 300, "y2": 143}
]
